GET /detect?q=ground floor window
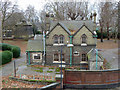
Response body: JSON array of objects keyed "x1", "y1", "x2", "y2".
[
  {"x1": 82, "y1": 53, "x2": 87, "y2": 61},
  {"x1": 53, "y1": 53, "x2": 65, "y2": 62},
  {"x1": 33, "y1": 53, "x2": 42, "y2": 60}
]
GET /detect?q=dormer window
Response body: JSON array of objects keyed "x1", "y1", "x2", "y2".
[
  {"x1": 81, "y1": 34, "x2": 87, "y2": 43},
  {"x1": 53, "y1": 35, "x2": 58, "y2": 44},
  {"x1": 59, "y1": 35, "x2": 64, "y2": 44}
]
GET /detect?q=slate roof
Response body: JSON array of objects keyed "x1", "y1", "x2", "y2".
[
  {"x1": 34, "y1": 34, "x2": 43, "y2": 40},
  {"x1": 47, "y1": 22, "x2": 71, "y2": 35},
  {"x1": 50, "y1": 20, "x2": 95, "y2": 33},
  {"x1": 26, "y1": 40, "x2": 44, "y2": 51},
  {"x1": 16, "y1": 20, "x2": 32, "y2": 26}
]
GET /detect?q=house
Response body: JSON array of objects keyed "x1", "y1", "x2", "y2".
[
  {"x1": 14, "y1": 20, "x2": 33, "y2": 39},
  {"x1": 26, "y1": 12, "x2": 103, "y2": 70}
]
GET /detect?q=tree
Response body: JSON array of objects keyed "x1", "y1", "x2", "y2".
[
  {"x1": 99, "y1": 2, "x2": 114, "y2": 40},
  {"x1": 24, "y1": 5, "x2": 39, "y2": 36},
  {"x1": 42, "y1": 1, "x2": 89, "y2": 20},
  {"x1": 0, "y1": 0, "x2": 17, "y2": 29}
]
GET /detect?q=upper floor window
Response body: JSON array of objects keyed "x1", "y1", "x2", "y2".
[
  {"x1": 59, "y1": 35, "x2": 64, "y2": 44},
  {"x1": 81, "y1": 34, "x2": 87, "y2": 43},
  {"x1": 53, "y1": 34, "x2": 64, "y2": 44},
  {"x1": 53, "y1": 35, "x2": 58, "y2": 44}
]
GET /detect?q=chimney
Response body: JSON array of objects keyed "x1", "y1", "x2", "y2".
[
  {"x1": 90, "y1": 13, "x2": 93, "y2": 20},
  {"x1": 93, "y1": 11, "x2": 97, "y2": 23},
  {"x1": 45, "y1": 13, "x2": 50, "y2": 32}
]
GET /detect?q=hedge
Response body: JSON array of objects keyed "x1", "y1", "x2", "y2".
[
  {"x1": 0, "y1": 43, "x2": 12, "y2": 51},
  {"x1": 0, "y1": 51, "x2": 13, "y2": 65},
  {"x1": 11, "y1": 46, "x2": 21, "y2": 58},
  {"x1": 0, "y1": 43, "x2": 21, "y2": 58}
]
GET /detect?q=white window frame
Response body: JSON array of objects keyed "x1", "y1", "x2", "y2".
[{"x1": 32, "y1": 53, "x2": 42, "y2": 60}]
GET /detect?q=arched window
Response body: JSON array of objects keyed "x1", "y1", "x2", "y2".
[
  {"x1": 53, "y1": 35, "x2": 58, "y2": 44},
  {"x1": 59, "y1": 35, "x2": 64, "y2": 44},
  {"x1": 81, "y1": 34, "x2": 87, "y2": 43}
]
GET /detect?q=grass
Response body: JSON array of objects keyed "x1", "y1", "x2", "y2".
[
  {"x1": 34, "y1": 67, "x2": 43, "y2": 70},
  {"x1": 47, "y1": 71, "x2": 53, "y2": 73},
  {"x1": 34, "y1": 69, "x2": 43, "y2": 72},
  {"x1": 55, "y1": 68, "x2": 60, "y2": 72},
  {"x1": 49, "y1": 67, "x2": 55, "y2": 69}
]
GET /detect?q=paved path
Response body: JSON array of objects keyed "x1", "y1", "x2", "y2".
[
  {"x1": 1, "y1": 53, "x2": 26, "y2": 76},
  {"x1": 0, "y1": 53, "x2": 55, "y2": 77},
  {"x1": 99, "y1": 48, "x2": 119, "y2": 69}
]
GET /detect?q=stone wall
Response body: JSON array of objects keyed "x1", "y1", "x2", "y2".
[{"x1": 73, "y1": 26, "x2": 96, "y2": 45}]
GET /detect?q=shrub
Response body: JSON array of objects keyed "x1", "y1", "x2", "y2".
[
  {"x1": 0, "y1": 43, "x2": 12, "y2": 51},
  {"x1": 96, "y1": 31, "x2": 107, "y2": 39},
  {"x1": 0, "y1": 51, "x2": 13, "y2": 65},
  {"x1": 11, "y1": 46, "x2": 21, "y2": 58}
]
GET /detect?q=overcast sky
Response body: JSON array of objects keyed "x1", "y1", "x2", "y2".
[{"x1": 9, "y1": 0, "x2": 98, "y2": 11}]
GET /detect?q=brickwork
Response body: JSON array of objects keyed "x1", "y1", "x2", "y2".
[{"x1": 64, "y1": 69, "x2": 120, "y2": 85}]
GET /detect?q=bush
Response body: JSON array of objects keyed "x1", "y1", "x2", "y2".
[
  {"x1": 0, "y1": 43, "x2": 12, "y2": 51},
  {"x1": 96, "y1": 31, "x2": 107, "y2": 39},
  {"x1": 0, "y1": 43, "x2": 21, "y2": 58},
  {"x1": 0, "y1": 51, "x2": 13, "y2": 65},
  {"x1": 11, "y1": 46, "x2": 21, "y2": 58}
]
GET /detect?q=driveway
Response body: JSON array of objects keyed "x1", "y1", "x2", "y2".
[{"x1": 99, "y1": 48, "x2": 119, "y2": 69}]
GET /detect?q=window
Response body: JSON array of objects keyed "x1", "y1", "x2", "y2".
[
  {"x1": 53, "y1": 35, "x2": 64, "y2": 44},
  {"x1": 53, "y1": 35, "x2": 58, "y2": 44},
  {"x1": 53, "y1": 53, "x2": 65, "y2": 62},
  {"x1": 59, "y1": 35, "x2": 64, "y2": 44},
  {"x1": 82, "y1": 54, "x2": 87, "y2": 61},
  {"x1": 33, "y1": 54, "x2": 40, "y2": 59},
  {"x1": 54, "y1": 54, "x2": 59, "y2": 61},
  {"x1": 81, "y1": 34, "x2": 87, "y2": 43}
]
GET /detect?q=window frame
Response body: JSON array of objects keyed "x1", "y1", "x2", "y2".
[
  {"x1": 53, "y1": 35, "x2": 59, "y2": 44},
  {"x1": 53, "y1": 53, "x2": 65, "y2": 63},
  {"x1": 81, "y1": 53, "x2": 87, "y2": 61},
  {"x1": 81, "y1": 34, "x2": 87, "y2": 43}
]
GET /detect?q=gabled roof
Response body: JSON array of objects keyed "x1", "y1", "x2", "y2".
[
  {"x1": 26, "y1": 40, "x2": 44, "y2": 51},
  {"x1": 46, "y1": 22, "x2": 71, "y2": 36},
  {"x1": 50, "y1": 20, "x2": 95, "y2": 32},
  {"x1": 73, "y1": 25, "x2": 95, "y2": 36}
]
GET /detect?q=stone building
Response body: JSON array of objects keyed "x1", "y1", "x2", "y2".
[
  {"x1": 26, "y1": 12, "x2": 104, "y2": 70},
  {"x1": 14, "y1": 20, "x2": 33, "y2": 39}
]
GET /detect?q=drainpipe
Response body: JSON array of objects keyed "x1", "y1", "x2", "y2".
[
  {"x1": 42, "y1": 31, "x2": 45, "y2": 65},
  {"x1": 96, "y1": 49, "x2": 98, "y2": 70},
  {"x1": 69, "y1": 36, "x2": 73, "y2": 67},
  {"x1": 28, "y1": 51, "x2": 30, "y2": 65}
]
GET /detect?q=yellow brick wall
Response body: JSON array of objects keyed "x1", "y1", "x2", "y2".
[
  {"x1": 73, "y1": 26, "x2": 96, "y2": 44},
  {"x1": 46, "y1": 25, "x2": 70, "y2": 44}
]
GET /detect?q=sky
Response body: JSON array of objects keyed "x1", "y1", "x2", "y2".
[{"x1": 9, "y1": 0, "x2": 97, "y2": 11}]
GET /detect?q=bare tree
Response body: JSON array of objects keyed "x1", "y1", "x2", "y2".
[
  {"x1": 0, "y1": 0, "x2": 17, "y2": 29},
  {"x1": 24, "y1": 5, "x2": 39, "y2": 36},
  {"x1": 43, "y1": 1, "x2": 89, "y2": 20}
]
